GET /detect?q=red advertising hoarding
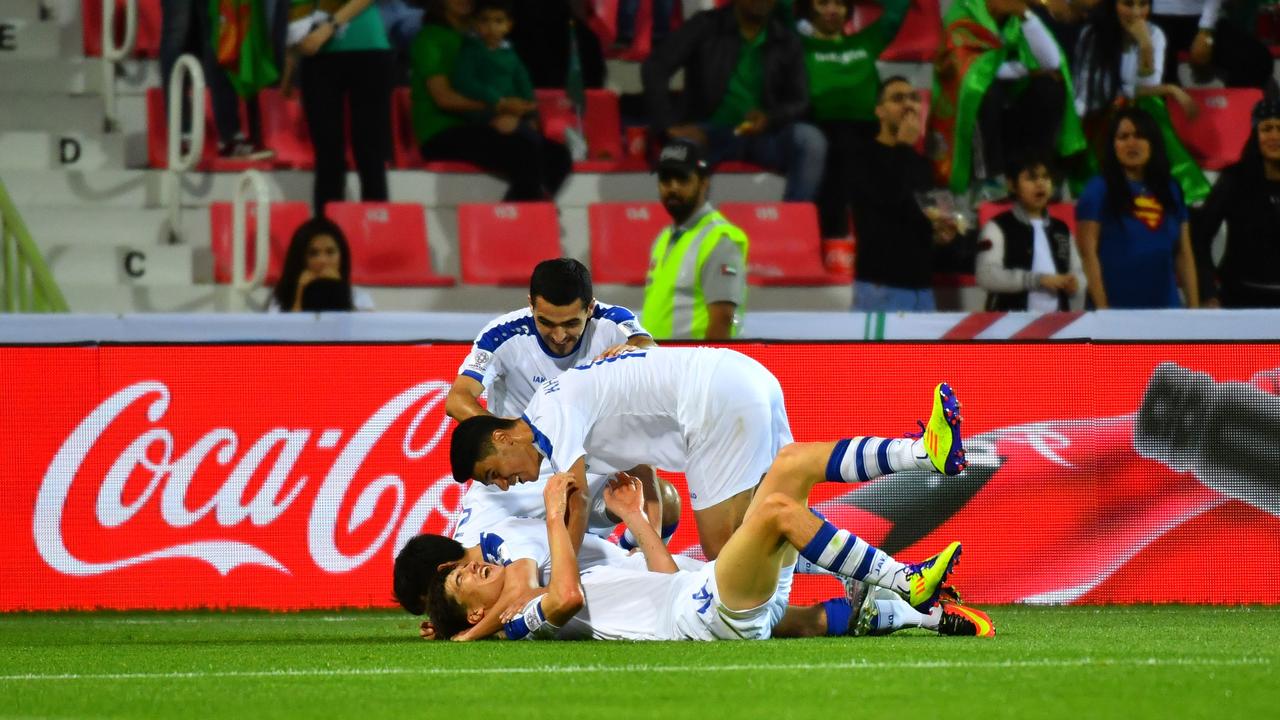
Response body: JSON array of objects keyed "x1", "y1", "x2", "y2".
[{"x1": 2, "y1": 343, "x2": 1278, "y2": 610}]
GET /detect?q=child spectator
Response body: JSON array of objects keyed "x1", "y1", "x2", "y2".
[
  {"x1": 1193, "y1": 97, "x2": 1280, "y2": 308},
  {"x1": 976, "y1": 153, "x2": 1085, "y2": 311},
  {"x1": 1073, "y1": 0, "x2": 1209, "y2": 203},
  {"x1": 929, "y1": 0, "x2": 1086, "y2": 198},
  {"x1": 799, "y1": 0, "x2": 910, "y2": 240},
  {"x1": 1075, "y1": 106, "x2": 1199, "y2": 309},
  {"x1": 411, "y1": 0, "x2": 572, "y2": 200}
]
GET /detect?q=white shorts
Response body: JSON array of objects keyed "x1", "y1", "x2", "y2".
[
  {"x1": 670, "y1": 560, "x2": 794, "y2": 641},
  {"x1": 684, "y1": 352, "x2": 793, "y2": 511}
]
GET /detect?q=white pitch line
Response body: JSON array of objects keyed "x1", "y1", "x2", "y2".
[{"x1": 0, "y1": 657, "x2": 1270, "y2": 682}]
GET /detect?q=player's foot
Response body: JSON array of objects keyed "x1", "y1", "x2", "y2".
[
  {"x1": 901, "y1": 541, "x2": 962, "y2": 613},
  {"x1": 937, "y1": 601, "x2": 995, "y2": 637},
  {"x1": 909, "y1": 382, "x2": 966, "y2": 475},
  {"x1": 849, "y1": 581, "x2": 878, "y2": 637},
  {"x1": 939, "y1": 583, "x2": 963, "y2": 604}
]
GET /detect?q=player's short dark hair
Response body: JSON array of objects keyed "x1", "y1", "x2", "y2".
[
  {"x1": 424, "y1": 564, "x2": 470, "y2": 639},
  {"x1": 475, "y1": 0, "x2": 514, "y2": 15},
  {"x1": 529, "y1": 258, "x2": 593, "y2": 309},
  {"x1": 876, "y1": 75, "x2": 912, "y2": 103},
  {"x1": 450, "y1": 415, "x2": 519, "y2": 483},
  {"x1": 393, "y1": 534, "x2": 466, "y2": 615}
]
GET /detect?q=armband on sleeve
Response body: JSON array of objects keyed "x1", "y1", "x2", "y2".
[{"x1": 503, "y1": 596, "x2": 560, "y2": 640}]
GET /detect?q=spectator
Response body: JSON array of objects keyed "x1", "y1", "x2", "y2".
[
  {"x1": 270, "y1": 217, "x2": 375, "y2": 312},
  {"x1": 929, "y1": 0, "x2": 1086, "y2": 197},
  {"x1": 1193, "y1": 97, "x2": 1280, "y2": 308},
  {"x1": 1074, "y1": 0, "x2": 1210, "y2": 203},
  {"x1": 410, "y1": 0, "x2": 572, "y2": 201},
  {"x1": 976, "y1": 153, "x2": 1085, "y2": 311},
  {"x1": 616, "y1": 0, "x2": 676, "y2": 50},
  {"x1": 799, "y1": 0, "x2": 910, "y2": 240},
  {"x1": 849, "y1": 77, "x2": 959, "y2": 312},
  {"x1": 1075, "y1": 107, "x2": 1199, "y2": 309},
  {"x1": 1151, "y1": 0, "x2": 1273, "y2": 90},
  {"x1": 642, "y1": 139, "x2": 749, "y2": 340},
  {"x1": 508, "y1": 1, "x2": 606, "y2": 88},
  {"x1": 641, "y1": 0, "x2": 827, "y2": 202},
  {"x1": 294, "y1": 0, "x2": 393, "y2": 214},
  {"x1": 160, "y1": 0, "x2": 273, "y2": 159}
]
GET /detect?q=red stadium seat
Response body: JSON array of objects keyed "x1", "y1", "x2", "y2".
[
  {"x1": 457, "y1": 203, "x2": 562, "y2": 285},
  {"x1": 535, "y1": 88, "x2": 627, "y2": 164},
  {"x1": 83, "y1": 0, "x2": 161, "y2": 57},
  {"x1": 258, "y1": 88, "x2": 314, "y2": 170},
  {"x1": 978, "y1": 201, "x2": 1078, "y2": 236},
  {"x1": 209, "y1": 201, "x2": 311, "y2": 285},
  {"x1": 325, "y1": 202, "x2": 454, "y2": 286},
  {"x1": 1167, "y1": 88, "x2": 1263, "y2": 170},
  {"x1": 719, "y1": 202, "x2": 845, "y2": 286},
  {"x1": 591, "y1": 0, "x2": 653, "y2": 61},
  {"x1": 535, "y1": 89, "x2": 579, "y2": 147},
  {"x1": 588, "y1": 202, "x2": 668, "y2": 284},
  {"x1": 390, "y1": 86, "x2": 426, "y2": 169}
]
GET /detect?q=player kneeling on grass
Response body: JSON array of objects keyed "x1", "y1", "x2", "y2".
[{"x1": 425, "y1": 388, "x2": 994, "y2": 641}]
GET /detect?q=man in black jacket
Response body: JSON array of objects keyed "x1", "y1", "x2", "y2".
[{"x1": 641, "y1": 0, "x2": 825, "y2": 202}]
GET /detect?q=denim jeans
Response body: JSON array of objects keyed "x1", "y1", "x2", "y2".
[
  {"x1": 853, "y1": 281, "x2": 937, "y2": 312},
  {"x1": 159, "y1": 0, "x2": 248, "y2": 142},
  {"x1": 703, "y1": 121, "x2": 827, "y2": 202}
]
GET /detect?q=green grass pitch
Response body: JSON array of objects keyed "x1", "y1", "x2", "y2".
[{"x1": 2, "y1": 606, "x2": 1277, "y2": 719}]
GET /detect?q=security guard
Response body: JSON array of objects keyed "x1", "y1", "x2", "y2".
[{"x1": 641, "y1": 139, "x2": 749, "y2": 340}]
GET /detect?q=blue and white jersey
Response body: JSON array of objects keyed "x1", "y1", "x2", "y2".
[
  {"x1": 521, "y1": 347, "x2": 733, "y2": 477},
  {"x1": 452, "y1": 473, "x2": 618, "y2": 546},
  {"x1": 456, "y1": 302, "x2": 649, "y2": 418},
  {"x1": 473, "y1": 516, "x2": 703, "y2": 584}
]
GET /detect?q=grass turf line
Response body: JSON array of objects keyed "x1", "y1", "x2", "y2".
[{"x1": 0, "y1": 606, "x2": 1276, "y2": 719}]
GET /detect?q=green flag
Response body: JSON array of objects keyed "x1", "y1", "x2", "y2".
[{"x1": 211, "y1": 0, "x2": 279, "y2": 98}]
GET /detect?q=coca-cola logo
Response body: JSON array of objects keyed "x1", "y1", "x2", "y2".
[{"x1": 34, "y1": 380, "x2": 460, "y2": 577}]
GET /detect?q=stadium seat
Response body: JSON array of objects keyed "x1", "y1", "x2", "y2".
[
  {"x1": 853, "y1": 0, "x2": 941, "y2": 62},
  {"x1": 258, "y1": 88, "x2": 314, "y2": 170},
  {"x1": 456, "y1": 203, "x2": 562, "y2": 285},
  {"x1": 209, "y1": 201, "x2": 311, "y2": 285},
  {"x1": 390, "y1": 87, "x2": 426, "y2": 169},
  {"x1": 719, "y1": 203, "x2": 845, "y2": 286},
  {"x1": 590, "y1": 0, "x2": 653, "y2": 61},
  {"x1": 324, "y1": 202, "x2": 455, "y2": 286},
  {"x1": 146, "y1": 88, "x2": 276, "y2": 171},
  {"x1": 978, "y1": 201, "x2": 1078, "y2": 236},
  {"x1": 535, "y1": 88, "x2": 627, "y2": 164},
  {"x1": 588, "y1": 202, "x2": 668, "y2": 285},
  {"x1": 1167, "y1": 88, "x2": 1263, "y2": 170},
  {"x1": 82, "y1": 0, "x2": 161, "y2": 57}
]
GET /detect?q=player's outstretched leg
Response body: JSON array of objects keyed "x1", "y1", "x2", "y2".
[
  {"x1": 823, "y1": 381, "x2": 967, "y2": 483},
  {"x1": 851, "y1": 584, "x2": 995, "y2": 637}
]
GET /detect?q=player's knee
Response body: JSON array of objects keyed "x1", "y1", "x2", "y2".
[{"x1": 769, "y1": 443, "x2": 811, "y2": 477}]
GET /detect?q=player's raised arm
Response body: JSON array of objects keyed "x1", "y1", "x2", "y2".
[
  {"x1": 450, "y1": 558, "x2": 541, "y2": 642},
  {"x1": 538, "y1": 472, "x2": 586, "y2": 626},
  {"x1": 604, "y1": 474, "x2": 679, "y2": 574}
]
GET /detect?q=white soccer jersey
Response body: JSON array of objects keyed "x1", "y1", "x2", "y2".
[
  {"x1": 503, "y1": 561, "x2": 791, "y2": 641},
  {"x1": 456, "y1": 302, "x2": 650, "y2": 418},
  {"x1": 472, "y1": 516, "x2": 704, "y2": 584},
  {"x1": 520, "y1": 347, "x2": 793, "y2": 510},
  {"x1": 452, "y1": 473, "x2": 618, "y2": 546}
]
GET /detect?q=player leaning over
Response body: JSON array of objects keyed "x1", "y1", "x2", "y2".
[
  {"x1": 427, "y1": 384, "x2": 989, "y2": 641},
  {"x1": 450, "y1": 346, "x2": 968, "y2": 559},
  {"x1": 445, "y1": 258, "x2": 680, "y2": 548}
]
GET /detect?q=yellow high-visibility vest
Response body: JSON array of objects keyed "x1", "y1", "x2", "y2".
[{"x1": 641, "y1": 209, "x2": 748, "y2": 339}]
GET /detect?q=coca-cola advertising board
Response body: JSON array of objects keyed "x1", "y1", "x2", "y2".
[{"x1": 3, "y1": 342, "x2": 1279, "y2": 610}]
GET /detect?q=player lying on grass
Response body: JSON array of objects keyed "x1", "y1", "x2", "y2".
[
  {"x1": 428, "y1": 387, "x2": 988, "y2": 641},
  {"x1": 397, "y1": 510, "x2": 993, "y2": 640},
  {"x1": 450, "y1": 347, "x2": 968, "y2": 560}
]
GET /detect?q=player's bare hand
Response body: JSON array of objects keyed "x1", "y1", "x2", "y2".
[
  {"x1": 543, "y1": 472, "x2": 574, "y2": 521},
  {"x1": 595, "y1": 343, "x2": 642, "y2": 360},
  {"x1": 603, "y1": 473, "x2": 646, "y2": 519},
  {"x1": 419, "y1": 620, "x2": 437, "y2": 640}
]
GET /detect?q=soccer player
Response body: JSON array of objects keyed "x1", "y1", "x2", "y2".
[
  {"x1": 450, "y1": 346, "x2": 966, "y2": 559},
  {"x1": 429, "y1": 385, "x2": 980, "y2": 641},
  {"x1": 444, "y1": 258, "x2": 674, "y2": 547}
]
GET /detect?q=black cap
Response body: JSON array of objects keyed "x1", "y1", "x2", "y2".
[{"x1": 656, "y1": 138, "x2": 709, "y2": 177}]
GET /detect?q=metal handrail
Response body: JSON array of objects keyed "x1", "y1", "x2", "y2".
[
  {"x1": 165, "y1": 53, "x2": 206, "y2": 243},
  {"x1": 0, "y1": 178, "x2": 69, "y2": 313},
  {"x1": 230, "y1": 170, "x2": 271, "y2": 290},
  {"x1": 101, "y1": 0, "x2": 138, "y2": 132}
]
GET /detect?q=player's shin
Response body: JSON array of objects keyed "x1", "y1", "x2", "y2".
[{"x1": 797, "y1": 519, "x2": 908, "y2": 591}]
